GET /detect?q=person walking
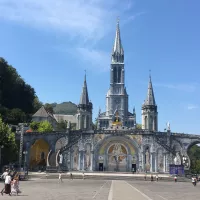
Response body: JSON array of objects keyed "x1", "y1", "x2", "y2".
[
  {"x1": 70, "y1": 172, "x2": 73, "y2": 180},
  {"x1": 174, "y1": 175, "x2": 177, "y2": 183},
  {"x1": 82, "y1": 172, "x2": 85, "y2": 180},
  {"x1": 144, "y1": 173, "x2": 147, "y2": 181},
  {"x1": 1, "y1": 169, "x2": 9, "y2": 194},
  {"x1": 2, "y1": 172, "x2": 12, "y2": 196},
  {"x1": 192, "y1": 177, "x2": 196, "y2": 186},
  {"x1": 58, "y1": 172, "x2": 63, "y2": 183},
  {"x1": 151, "y1": 174, "x2": 153, "y2": 182},
  {"x1": 11, "y1": 176, "x2": 21, "y2": 195},
  {"x1": 156, "y1": 174, "x2": 159, "y2": 182}
]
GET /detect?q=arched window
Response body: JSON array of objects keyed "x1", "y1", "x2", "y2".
[
  {"x1": 144, "y1": 116, "x2": 148, "y2": 129},
  {"x1": 149, "y1": 116, "x2": 153, "y2": 130},
  {"x1": 154, "y1": 116, "x2": 157, "y2": 131}
]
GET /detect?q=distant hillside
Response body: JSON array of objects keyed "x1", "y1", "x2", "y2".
[{"x1": 51, "y1": 102, "x2": 77, "y2": 115}]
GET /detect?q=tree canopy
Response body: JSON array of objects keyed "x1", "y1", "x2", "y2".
[
  {"x1": 0, "y1": 116, "x2": 18, "y2": 164},
  {"x1": 0, "y1": 57, "x2": 42, "y2": 124},
  {"x1": 188, "y1": 144, "x2": 200, "y2": 174},
  {"x1": 30, "y1": 121, "x2": 53, "y2": 132}
]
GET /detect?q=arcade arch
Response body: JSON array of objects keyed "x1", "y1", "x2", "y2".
[
  {"x1": 95, "y1": 136, "x2": 139, "y2": 172},
  {"x1": 187, "y1": 140, "x2": 200, "y2": 171},
  {"x1": 30, "y1": 139, "x2": 50, "y2": 170}
]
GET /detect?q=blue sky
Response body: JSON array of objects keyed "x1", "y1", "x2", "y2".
[{"x1": 0, "y1": 0, "x2": 200, "y2": 134}]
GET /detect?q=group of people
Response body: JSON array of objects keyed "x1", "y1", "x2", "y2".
[
  {"x1": 0, "y1": 169, "x2": 21, "y2": 196},
  {"x1": 144, "y1": 174, "x2": 159, "y2": 182}
]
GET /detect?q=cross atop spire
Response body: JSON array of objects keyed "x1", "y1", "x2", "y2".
[{"x1": 111, "y1": 18, "x2": 124, "y2": 63}]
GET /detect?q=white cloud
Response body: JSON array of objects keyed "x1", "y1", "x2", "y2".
[
  {"x1": 0, "y1": 0, "x2": 135, "y2": 42},
  {"x1": 154, "y1": 83, "x2": 198, "y2": 92},
  {"x1": 187, "y1": 104, "x2": 199, "y2": 110},
  {"x1": 0, "y1": 0, "x2": 142, "y2": 71},
  {"x1": 75, "y1": 47, "x2": 110, "y2": 71}
]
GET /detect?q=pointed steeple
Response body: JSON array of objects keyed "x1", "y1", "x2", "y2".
[
  {"x1": 144, "y1": 75, "x2": 156, "y2": 106},
  {"x1": 79, "y1": 72, "x2": 89, "y2": 105},
  {"x1": 111, "y1": 18, "x2": 124, "y2": 63}
]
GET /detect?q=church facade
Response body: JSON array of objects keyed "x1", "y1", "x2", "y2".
[{"x1": 22, "y1": 21, "x2": 200, "y2": 173}]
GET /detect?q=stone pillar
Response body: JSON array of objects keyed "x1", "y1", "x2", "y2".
[
  {"x1": 155, "y1": 153, "x2": 157, "y2": 172},
  {"x1": 78, "y1": 151, "x2": 81, "y2": 170},
  {"x1": 90, "y1": 151, "x2": 94, "y2": 171},
  {"x1": 150, "y1": 153, "x2": 153, "y2": 172},
  {"x1": 141, "y1": 153, "x2": 144, "y2": 172},
  {"x1": 163, "y1": 154, "x2": 166, "y2": 172},
  {"x1": 82, "y1": 151, "x2": 85, "y2": 171},
  {"x1": 26, "y1": 141, "x2": 31, "y2": 170},
  {"x1": 165, "y1": 154, "x2": 168, "y2": 172},
  {"x1": 84, "y1": 115, "x2": 87, "y2": 129}
]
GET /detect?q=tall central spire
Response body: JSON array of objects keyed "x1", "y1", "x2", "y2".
[{"x1": 111, "y1": 19, "x2": 124, "y2": 63}]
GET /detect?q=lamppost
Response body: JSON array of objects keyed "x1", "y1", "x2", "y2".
[
  {"x1": 23, "y1": 151, "x2": 28, "y2": 171},
  {"x1": 0, "y1": 145, "x2": 4, "y2": 171},
  {"x1": 16, "y1": 124, "x2": 24, "y2": 170}
]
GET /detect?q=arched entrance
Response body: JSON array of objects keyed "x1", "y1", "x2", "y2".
[
  {"x1": 95, "y1": 135, "x2": 139, "y2": 172},
  {"x1": 107, "y1": 143, "x2": 127, "y2": 171},
  {"x1": 30, "y1": 139, "x2": 50, "y2": 170}
]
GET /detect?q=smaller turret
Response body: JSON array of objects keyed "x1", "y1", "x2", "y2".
[
  {"x1": 77, "y1": 73, "x2": 93, "y2": 130},
  {"x1": 142, "y1": 75, "x2": 158, "y2": 131}
]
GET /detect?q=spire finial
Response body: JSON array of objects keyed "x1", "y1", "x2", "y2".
[
  {"x1": 84, "y1": 69, "x2": 86, "y2": 81},
  {"x1": 117, "y1": 16, "x2": 120, "y2": 24},
  {"x1": 149, "y1": 69, "x2": 151, "y2": 81}
]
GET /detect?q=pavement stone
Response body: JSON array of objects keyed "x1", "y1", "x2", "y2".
[{"x1": 0, "y1": 178, "x2": 199, "y2": 200}]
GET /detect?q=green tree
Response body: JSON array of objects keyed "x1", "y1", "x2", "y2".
[
  {"x1": 56, "y1": 120, "x2": 67, "y2": 131},
  {"x1": 0, "y1": 116, "x2": 18, "y2": 164},
  {"x1": 38, "y1": 121, "x2": 53, "y2": 132},
  {"x1": 0, "y1": 57, "x2": 41, "y2": 124},
  {"x1": 44, "y1": 103, "x2": 54, "y2": 114},
  {"x1": 30, "y1": 121, "x2": 40, "y2": 131}
]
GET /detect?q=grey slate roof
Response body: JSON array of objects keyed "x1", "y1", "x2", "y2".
[
  {"x1": 79, "y1": 74, "x2": 89, "y2": 105},
  {"x1": 32, "y1": 106, "x2": 57, "y2": 121},
  {"x1": 144, "y1": 76, "x2": 156, "y2": 106},
  {"x1": 53, "y1": 114, "x2": 77, "y2": 124}
]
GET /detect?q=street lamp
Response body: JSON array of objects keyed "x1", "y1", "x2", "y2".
[
  {"x1": 23, "y1": 151, "x2": 28, "y2": 171},
  {"x1": 16, "y1": 124, "x2": 24, "y2": 170},
  {"x1": 0, "y1": 145, "x2": 4, "y2": 171}
]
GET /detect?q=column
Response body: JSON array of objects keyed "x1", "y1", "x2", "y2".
[
  {"x1": 165, "y1": 154, "x2": 168, "y2": 172},
  {"x1": 90, "y1": 151, "x2": 94, "y2": 171},
  {"x1": 82, "y1": 151, "x2": 85, "y2": 171},
  {"x1": 150, "y1": 153, "x2": 153, "y2": 172},
  {"x1": 155, "y1": 153, "x2": 157, "y2": 172},
  {"x1": 78, "y1": 151, "x2": 81, "y2": 170},
  {"x1": 141, "y1": 153, "x2": 144, "y2": 172},
  {"x1": 163, "y1": 154, "x2": 166, "y2": 172}
]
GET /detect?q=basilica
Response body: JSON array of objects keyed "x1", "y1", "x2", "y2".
[{"x1": 22, "y1": 21, "x2": 200, "y2": 173}]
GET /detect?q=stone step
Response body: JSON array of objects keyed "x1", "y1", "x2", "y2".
[{"x1": 29, "y1": 174, "x2": 190, "y2": 182}]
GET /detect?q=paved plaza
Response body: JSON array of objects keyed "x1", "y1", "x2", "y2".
[{"x1": 0, "y1": 178, "x2": 199, "y2": 200}]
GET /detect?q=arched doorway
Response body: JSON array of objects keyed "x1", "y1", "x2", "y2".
[
  {"x1": 95, "y1": 136, "x2": 139, "y2": 172},
  {"x1": 30, "y1": 139, "x2": 50, "y2": 170},
  {"x1": 107, "y1": 143, "x2": 127, "y2": 171}
]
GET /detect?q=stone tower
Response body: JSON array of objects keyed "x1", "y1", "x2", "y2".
[
  {"x1": 77, "y1": 74, "x2": 93, "y2": 130},
  {"x1": 97, "y1": 20, "x2": 136, "y2": 129},
  {"x1": 142, "y1": 75, "x2": 158, "y2": 131}
]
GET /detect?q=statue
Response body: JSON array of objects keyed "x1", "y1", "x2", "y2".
[
  {"x1": 85, "y1": 145, "x2": 91, "y2": 168},
  {"x1": 59, "y1": 153, "x2": 63, "y2": 164},
  {"x1": 167, "y1": 122, "x2": 170, "y2": 131},
  {"x1": 145, "y1": 149, "x2": 150, "y2": 165},
  {"x1": 67, "y1": 121, "x2": 71, "y2": 129},
  {"x1": 174, "y1": 152, "x2": 181, "y2": 165}
]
